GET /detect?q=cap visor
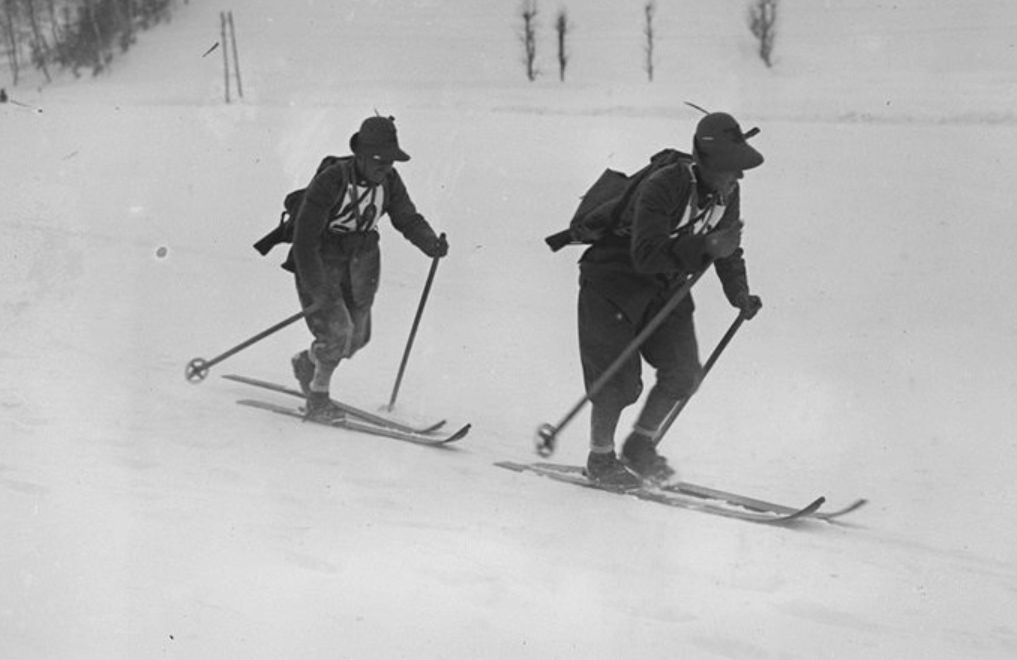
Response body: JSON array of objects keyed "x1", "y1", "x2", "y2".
[
  {"x1": 703, "y1": 144, "x2": 764, "y2": 172},
  {"x1": 370, "y1": 147, "x2": 410, "y2": 162},
  {"x1": 740, "y1": 145, "x2": 764, "y2": 170}
]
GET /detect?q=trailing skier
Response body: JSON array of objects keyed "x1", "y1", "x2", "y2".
[{"x1": 272, "y1": 115, "x2": 449, "y2": 422}]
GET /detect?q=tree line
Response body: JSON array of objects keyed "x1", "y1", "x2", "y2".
[
  {"x1": 518, "y1": 0, "x2": 779, "y2": 83},
  {"x1": 1, "y1": 0, "x2": 178, "y2": 85}
]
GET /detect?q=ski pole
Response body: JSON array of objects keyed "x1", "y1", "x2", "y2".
[
  {"x1": 653, "y1": 310, "x2": 746, "y2": 444},
  {"x1": 535, "y1": 268, "x2": 705, "y2": 457},
  {"x1": 186, "y1": 307, "x2": 315, "y2": 383},
  {"x1": 387, "y1": 234, "x2": 444, "y2": 410}
]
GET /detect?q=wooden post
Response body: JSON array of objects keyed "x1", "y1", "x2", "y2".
[
  {"x1": 228, "y1": 11, "x2": 243, "y2": 98},
  {"x1": 220, "y1": 11, "x2": 230, "y2": 103}
]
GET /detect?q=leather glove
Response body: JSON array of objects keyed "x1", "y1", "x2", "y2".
[
  {"x1": 423, "y1": 233, "x2": 449, "y2": 258},
  {"x1": 733, "y1": 291, "x2": 762, "y2": 320},
  {"x1": 705, "y1": 220, "x2": 743, "y2": 260}
]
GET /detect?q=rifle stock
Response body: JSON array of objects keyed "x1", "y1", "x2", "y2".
[
  {"x1": 544, "y1": 228, "x2": 575, "y2": 252},
  {"x1": 253, "y1": 223, "x2": 285, "y2": 256}
]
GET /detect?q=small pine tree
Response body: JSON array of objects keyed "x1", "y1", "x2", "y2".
[
  {"x1": 643, "y1": 1, "x2": 656, "y2": 82},
  {"x1": 749, "y1": 0, "x2": 777, "y2": 68},
  {"x1": 519, "y1": 0, "x2": 538, "y2": 82},
  {"x1": 555, "y1": 8, "x2": 570, "y2": 82}
]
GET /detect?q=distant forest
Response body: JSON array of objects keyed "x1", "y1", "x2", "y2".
[{"x1": 1, "y1": 0, "x2": 180, "y2": 84}]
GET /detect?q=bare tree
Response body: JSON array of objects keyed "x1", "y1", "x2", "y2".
[
  {"x1": 643, "y1": 1, "x2": 655, "y2": 82},
  {"x1": 117, "y1": 0, "x2": 136, "y2": 52},
  {"x1": 748, "y1": 0, "x2": 777, "y2": 68},
  {"x1": 518, "y1": 0, "x2": 538, "y2": 81},
  {"x1": 1, "y1": 0, "x2": 22, "y2": 85},
  {"x1": 554, "y1": 7, "x2": 570, "y2": 82},
  {"x1": 84, "y1": 0, "x2": 110, "y2": 75},
  {"x1": 43, "y1": 0, "x2": 62, "y2": 61},
  {"x1": 24, "y1": 0, "x2": 52, "y2": 82}
]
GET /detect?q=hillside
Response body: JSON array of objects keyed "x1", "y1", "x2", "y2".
[{"x1": 2, "y1": 1, "x2": 1016, "y2": 658}]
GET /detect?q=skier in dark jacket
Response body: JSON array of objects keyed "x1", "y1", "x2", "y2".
[
  {"x1": 579, "y1": 112, "x2": 764, "y2": 486},
  {"x1": 287, "y1": 115, "x2": 448, "y2": 421}
]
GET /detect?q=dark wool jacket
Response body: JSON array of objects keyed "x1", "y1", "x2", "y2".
[
  {"x1": 287, "y1": 158, "x2": 439, "y2": 295},
  {"x1": 579, "y1": 161, "x2": 750, "y2": 324}
]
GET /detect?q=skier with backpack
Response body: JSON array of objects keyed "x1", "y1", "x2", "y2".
[
  {"x1": 258, "y1": 115, "x2": 448, "y2": 422},
  {"x1": 569, "y1": 112, "x2": 765, "y2": 487}
]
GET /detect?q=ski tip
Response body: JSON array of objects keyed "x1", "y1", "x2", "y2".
[
  {"x1": 444, "y1": 423, "x2": 472, "y2": 443},
  {"x1": 796, "y1": 496, "x2": 827, "y2": 519},
  {"x1": 815, "y1": 497, "x2": 869, "y2": 521},
  {"x1": 751, "y1": 496, "x2": 826, "y2": 525},
  {"x1": 421, "y1": 419, "x2": 448, "y2": 434}
]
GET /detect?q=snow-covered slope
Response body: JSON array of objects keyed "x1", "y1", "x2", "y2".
[{"x1": 3, "y1": 1, "x2": 1017, "y2": 658}]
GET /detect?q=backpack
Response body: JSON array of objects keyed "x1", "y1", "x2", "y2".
[
  {"x1": 253, "y1": 155, "x2": 350, "y2": 256},
  {"x1": 544, "y1": 148, "x2": 692, "y2": 252}
]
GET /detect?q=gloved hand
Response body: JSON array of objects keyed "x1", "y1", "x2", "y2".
[
  {"x1": 705, "y1": 220, "x2": 743, "y2": 260},
  {"x1": 424, "y1": 233, "x2": 449, "y2": 258},
  {"x1": 733, "y1": 291, "x2": 762, "y2": 320}
]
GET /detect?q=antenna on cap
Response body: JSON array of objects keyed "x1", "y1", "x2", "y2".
[{"x1": 684, "y1": 101, "x2": 710, "y2": 115}]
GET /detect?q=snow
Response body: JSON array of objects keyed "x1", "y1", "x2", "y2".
[{"x1": 3, "y1": 0, "x2": 1017, "y2": 657}]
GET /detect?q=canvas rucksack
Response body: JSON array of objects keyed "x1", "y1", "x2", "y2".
[
  {"x1": 544, "y1": 148, "x2": 693, "y2": 252},
  {"x1": 253, "y1": 155, "x2": 351, "y2": 256}
]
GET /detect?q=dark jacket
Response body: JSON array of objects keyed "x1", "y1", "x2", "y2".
[
  {"x1": 579, "y1": 161, "x2": 749, "y2": 323},
  {"x1": 287, "y1": 159, "x2": 439, "y2": 294}
]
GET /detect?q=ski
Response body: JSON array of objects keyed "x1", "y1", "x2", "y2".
[
  {"x1": 237, "y1": 399, "x2": 470, "y2": 446},
  {"x1": 223, "y1": 374, "x2": 447, "y2": 435},
  {"x1": 663, "y1": 480, "x2": 867, "y2": 522},
  {"x1": 512, "y1": 462, "x2": 864, "y2": 522},
  {"x1": 494, "y1": 461, "x2": 825, "y2": 525}
]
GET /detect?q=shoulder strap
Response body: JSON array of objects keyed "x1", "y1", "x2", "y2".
[
  {"x1": 325, "y1": 157, "x2": 354, "y2": 218},
  {"x1": 684, "y1": 160, "x2": 697, "y2": 217},
  {"x1": 612, "y1": 149, "x2": 693, "y2": 225}
]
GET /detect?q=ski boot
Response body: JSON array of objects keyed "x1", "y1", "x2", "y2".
[
  {"x1": 621, "y1": 432, "x2": 677, "y2": 484},
  {"x1": 303, "y1": 391, "x2": 346, "y2": 424},
  {"x1": 585, "y1": 450, "x2": 642, "y2": 489}
]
